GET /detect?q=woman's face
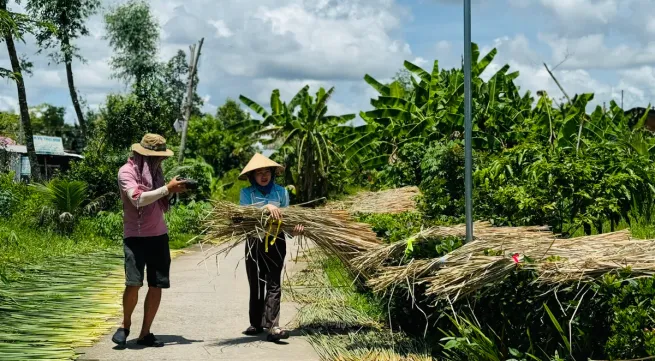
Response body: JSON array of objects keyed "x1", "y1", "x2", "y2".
[{"x1": 253, "y1": 168, "x2": 272, "y2": 186}]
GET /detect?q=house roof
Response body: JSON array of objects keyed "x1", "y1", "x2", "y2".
[{"x1": 3, "y1": 144, "x2": 84, "y2": 159}]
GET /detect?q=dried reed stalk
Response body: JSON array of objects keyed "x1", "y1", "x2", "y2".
[
  {"x1": 327, "y1": 187, "x2": 420, "y2": 214},
  {"x1": 357, "y1": 223, "x2": 648, "y2": 302},
  {"x1": 200, "y1": 201, "x2": 381, "y2": 268}
]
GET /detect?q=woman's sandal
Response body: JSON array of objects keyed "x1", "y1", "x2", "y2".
[
  {"x1": 266, "y1": 327, "x2": 289, "y2": 341},
  {"x1": 244, "y1": 326, "x2": 264, "y2": 336}
]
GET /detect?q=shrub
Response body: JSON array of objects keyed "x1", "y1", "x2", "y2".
[
  {"x1": 379, "y1": 142, "x2": 427, "y2": 187},
  {"x1": 357, "y1": 212, "x2": 425, "y2": 243},
  {"x1": 210, "y1": 168, "x2": 251, "y2": 203},
  {"x1": 418, "y1": 141, "x2": 467, "y2": 220},
  {"x1": 166, "y1": 201, "x2": 211, "y2": 236},
  {"x1": 163, "y1": 157, "x2": 214, "y2": 202},
  {"x1": 66, "y1": 137, "x2": 127, "y2": 203}
]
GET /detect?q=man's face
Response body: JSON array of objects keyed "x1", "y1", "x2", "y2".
[{"x1": 254, "y1": 168, "x2": 272, "y2": 186}]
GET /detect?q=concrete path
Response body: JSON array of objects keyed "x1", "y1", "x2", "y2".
[{"x1": 77, "y1": 241, "x2": 319, "y2": 361}]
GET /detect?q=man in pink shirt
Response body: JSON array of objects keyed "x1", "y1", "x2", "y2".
[{"x1": 112, "y1": 134, "x2": 187, "y2": 348}]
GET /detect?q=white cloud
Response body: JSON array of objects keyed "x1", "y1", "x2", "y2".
[
  {"x1": 0, "y1": 95, "x2": 18, "y2": 113},
  {"x1": 480, "y1": 33, "x2": 653, "y2": 110},
  {"x1": 539, "y1": 0, "x2": 618, "y2": 25},
  {"x1": 412, "y1": 57, "x2": 428, "y2": 67},
  {"x1": 540, "y1": 33, "x2": 655, "y2": 69},
  {"x1": 0, "y1": 0, "x2": 412, "y2": 119},
  {"x1": 31, "y1": 70, "x2": 63, "y2": 89},
  {"x1": 209, "y1": 20, "x2": 233, "y2": 38}
]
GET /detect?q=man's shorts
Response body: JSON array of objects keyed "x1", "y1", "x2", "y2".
[{"x1": 123, "y1": 234, "x2": 171, "y2": 288}]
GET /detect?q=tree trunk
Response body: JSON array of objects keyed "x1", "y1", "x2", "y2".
[
  {"x1": 178, "y1": 38, "x2": 204, "y2": 164},
  {"x1": 63, "y1": 39, "x2": 87, "y2": 140},
  {"x1": 583, "y1": 223, "x2": 592, "y2": 236},
  {"x1": 300, "y1": 141, "x2": 314, "y2": 204},
  {"x1": 2, "y1": 7, "x2": 40, "y2": 180}
]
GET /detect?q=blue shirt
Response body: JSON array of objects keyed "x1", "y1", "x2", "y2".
[{"x1": 239, "y1": 184, "x2": 289, "y2": 208}]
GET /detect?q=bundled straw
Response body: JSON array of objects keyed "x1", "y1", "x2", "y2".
[
  {"x1": 327, "y1": 187, "x2": 420, "y2": 215},
  {"x1": 356, "y1": 223, "x2": 655, "y2": 302},
  {"x1": 200, "y1": 201, "x2": 381, "y2": 268}
]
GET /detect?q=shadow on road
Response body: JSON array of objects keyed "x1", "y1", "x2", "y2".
[
  {"x1": 112, "y1": 335, "x2": 203, "y2": 350},
  {"x1": 207, "y1": 328, "x2": 306, "y2": 348}
]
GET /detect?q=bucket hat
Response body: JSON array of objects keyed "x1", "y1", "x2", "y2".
[{"x1": 131, "y1": 133, "x2": 174, "y2": 157}]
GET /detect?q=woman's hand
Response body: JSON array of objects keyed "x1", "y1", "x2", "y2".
[
  {"x1": 292, "y1": 224, "x2": 304, "y2": 237},
  {"x1": 264, "y1": 204, "x2": 282, "y2": 220},
  {"x1": 167, "y1": 176, "x2": 187, "y2": 193}
]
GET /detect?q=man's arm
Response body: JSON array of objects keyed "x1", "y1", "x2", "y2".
[
  {"x1": 118, "y1": 169, "x2": 170, "y2": 208},
  {"x1": 126, "y1": 187, "x2": 170, "y2": 208}
]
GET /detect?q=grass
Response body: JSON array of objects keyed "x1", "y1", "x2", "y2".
[
  {"x1": 285, "y1": 251, "x2": 433, "y2": 361},
  {"x1": 556, "y1": 214, "x2": 655, "y2": 239},
  {"x1": 321, "y1": 255, "x2": 384, "y2": 322},
  {"x1": 0, "y1": 220, "x2": 116, "y2": 283}
]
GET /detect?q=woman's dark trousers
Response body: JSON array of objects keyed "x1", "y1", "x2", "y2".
[{"x1": 245, "y1": 236, "x2": 287, "y2": 328}]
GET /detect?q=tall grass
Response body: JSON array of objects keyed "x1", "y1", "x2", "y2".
[{"x1": 0, "y1": 220, "x2": 116, "y2": 283}]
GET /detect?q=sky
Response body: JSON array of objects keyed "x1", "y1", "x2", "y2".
[{"x1": 1, "y1": 0, "x2": 655, "y2": 125}]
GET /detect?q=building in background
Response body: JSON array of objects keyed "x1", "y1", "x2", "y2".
[{"x1": 0, "y1": 135, "x2": 83, "y2": 182}]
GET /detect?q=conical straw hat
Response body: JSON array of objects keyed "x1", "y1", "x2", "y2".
[{"x1": 239, "y1": 153, "x2": 284, "y2": 180}]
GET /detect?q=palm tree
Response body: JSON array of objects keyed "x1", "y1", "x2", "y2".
[
  {"x1": 239, "y1": 86, "x2": 355, "y2": 203},
  {"x1": 33, "y1": 179, "x2": 88, "y2": 232}
]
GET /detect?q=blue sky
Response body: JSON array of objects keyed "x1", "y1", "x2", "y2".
[{"x1": 1, "y1": 0, "x2": 654, "y2": 125}]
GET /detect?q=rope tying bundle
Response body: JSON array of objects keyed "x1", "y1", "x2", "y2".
[{"x1": 264, "y1": 218, "x2": 283, "y2": 253}]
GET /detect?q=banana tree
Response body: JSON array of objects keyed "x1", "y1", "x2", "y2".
[
  {"x1": 239, "y1": 86, "x2": 355, "y2": 203},
  {"x1": 344, "y1": 43, "x2": 529, "y2": 169}
]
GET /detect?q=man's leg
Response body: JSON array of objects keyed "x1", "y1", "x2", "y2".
[
  {"x1": 113, "y1": 238, "x2": 145, "y2": 346},
  {"x1": 135, "y1": 234, "x2": 170, "y2": 347},
  {"x1": 122, "y1": 286, "x2": 140, "y2": 329},
  {"x1": 139, "y1": 287, "x2": 162, "y2": 338}
]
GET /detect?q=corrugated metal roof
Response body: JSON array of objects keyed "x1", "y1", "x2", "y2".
[{"x1": 2, "y1": 144, "x2": 83, "y2": 159}]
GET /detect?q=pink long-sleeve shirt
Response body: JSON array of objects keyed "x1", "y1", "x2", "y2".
[{"x1": 118, "y1": 164, "x2": 169, "y2": 238}]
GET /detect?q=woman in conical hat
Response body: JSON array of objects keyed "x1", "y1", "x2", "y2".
[{"x1": 238, "y1": 153, "x2": 303, "y2": 342}]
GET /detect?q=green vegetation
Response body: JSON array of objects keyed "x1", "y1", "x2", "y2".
[{"x1": 4, "y1": 0, "x2": 655, "y2": 358}]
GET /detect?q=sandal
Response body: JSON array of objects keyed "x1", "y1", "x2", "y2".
[
  {"x1": 266, "y1": 327, "x2": 289, "y2": 341},
  {"x1": 136, "y1": 333, "x2": 164, "y2": 347},
  {"x1": 244, "y1": 326, "x2": 264, "y2": 336},
  {"x1": 111, "y1": 327, "x2": 130, "y2": 347}
]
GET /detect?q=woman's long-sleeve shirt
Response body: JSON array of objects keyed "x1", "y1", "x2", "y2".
[{"x1": 239, "y1": 184, "x2": 289, "y2": 208}]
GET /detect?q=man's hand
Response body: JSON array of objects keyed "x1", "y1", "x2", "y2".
[
  {"x1": 167, "y1": 176, "x2": 187, "y2": 194},
  {"x1": 264, "y1": 204, "x2": 282, "y2": 220}
]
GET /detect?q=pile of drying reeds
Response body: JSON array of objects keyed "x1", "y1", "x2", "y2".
[
  {"x1": 357, "y1": 224, "x2": 655, "y2": 302},
  {"x1": 0, "y1": 251, "x2": 125, "y2": 361},
  {"x1": 200, "y1": 201, "x2": 381, "y2": 268},
  {"x1": 327, "y1": 187, "x2": 420, "y2": 215}
]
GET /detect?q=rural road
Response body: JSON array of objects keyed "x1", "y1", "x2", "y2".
[{"x1": 77, "y1": 240, "x2": 319, "y2": 361}]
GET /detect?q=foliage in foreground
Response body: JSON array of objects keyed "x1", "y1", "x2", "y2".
[
  {"x1": 285, "y1": 252, "x2": 432, "y2": 361},
  {"x1": 357, "y1": 213, "x2": 655, "y2": 360}
]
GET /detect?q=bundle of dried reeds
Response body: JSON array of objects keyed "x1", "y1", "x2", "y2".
[
  {"x1": 358, "y1": 224, "x2": 652, "y2": 302},
  {"x1": 200, "y1": 201, "x2": 381, "y2": 267},
  {"x1": 354, "y1": 222, "x2": 556, "y2": 282},
  {"x1": 327, "y1": 187, "x2": 420, "y2": 215}
]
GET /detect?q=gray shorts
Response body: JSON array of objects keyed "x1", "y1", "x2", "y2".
[{"x1": 123, "y1": 234, "x2": 171, "y2": 288}]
